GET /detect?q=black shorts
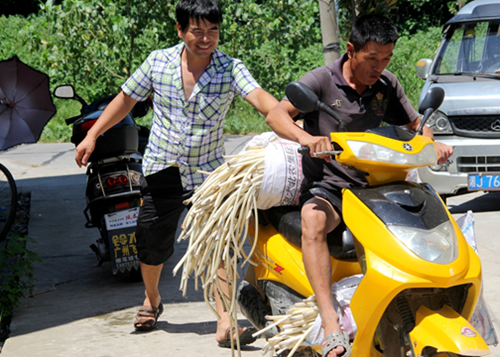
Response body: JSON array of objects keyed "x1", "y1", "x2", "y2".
[
  {"x1": 299, "y1": 180, "x2": 343, "y2": 215},
  {"x1": 299, "y1": 180, "x2": 348, "y2": 239},
  {"x1": 135, "y1": 167, "x2": 193, "y2": 266}
]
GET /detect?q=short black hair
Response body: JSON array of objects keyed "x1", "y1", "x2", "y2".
[
  {"x1": 349, "y1": 14, "x2": 399, "y2": 52},
  {"x1": 176, "y1": 0, "x2": 223, "y2": 32}
]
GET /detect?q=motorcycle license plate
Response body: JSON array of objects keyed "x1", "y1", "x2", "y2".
[
  {"x1": 104, "y1": 207, "x2": 140, "y2": 273},
  {"x1": 468, "y1": 172, "x2": 500, "y2": 191}
]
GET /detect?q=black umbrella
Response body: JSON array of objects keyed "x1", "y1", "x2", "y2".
[{"x1": 0, "y1": 56, "x2": 56, "y2": 151}]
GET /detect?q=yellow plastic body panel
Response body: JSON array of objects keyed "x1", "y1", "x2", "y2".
[
  {"x1": 410, "y1": 305, "x2": 490, "y2": 356},
  {"x1": 330, "y1": 131, "x2": 436, "y2": 186},
  {"x1": 248, "y1": 218, "x2": 361, "y2": 299},
  {"x1": 341, "y1": 189, "x2": 484, "y2": 356}
]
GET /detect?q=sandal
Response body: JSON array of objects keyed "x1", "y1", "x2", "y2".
[
  {"x1": 134, "y1": 303, "x2": 164, "y2": 332},
  {"x1": 321, "y1": 331, "x2": 351, "y2": 357},
  {"x1": 218, "y1": 325, "x2": 257, "y2": 348}
]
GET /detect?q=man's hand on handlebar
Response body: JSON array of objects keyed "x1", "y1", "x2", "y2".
[
  {"x1": 434, "y1": 141, "x2": 453, "y2": 165},
  {"x1": 300, "y1": 136, "x2": 332, "y2": 162}
]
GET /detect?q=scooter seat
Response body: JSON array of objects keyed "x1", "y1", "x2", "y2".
[{"x1": 262, "y1": 206, "x2": 357, "y2": 260}]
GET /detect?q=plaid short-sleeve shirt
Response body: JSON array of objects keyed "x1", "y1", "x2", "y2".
[{"x1": 122, "y1": 43, "x2": 260, "y2": 190}]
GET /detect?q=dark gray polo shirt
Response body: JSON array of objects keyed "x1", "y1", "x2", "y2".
[{"x1": 290, "y1": 53, "x2": 418, "y2": 190}]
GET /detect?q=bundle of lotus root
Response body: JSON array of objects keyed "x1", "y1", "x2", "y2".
[
  {"x1": 172, "y1": 144, "x2": 266, "y2": 354},
  {"x1": 254, "y1": 295, "x2": 320, "y2": 357}
]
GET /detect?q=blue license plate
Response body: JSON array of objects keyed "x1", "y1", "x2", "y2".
[{"x1": 468, "y1": 173, "x2": 500, "y2": 191}]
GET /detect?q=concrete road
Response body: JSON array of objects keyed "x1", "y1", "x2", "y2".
[{"x1": 0, "y1": 140, "x2": 499, "y2": 357}]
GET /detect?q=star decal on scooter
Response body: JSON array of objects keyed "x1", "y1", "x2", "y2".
[{"x1": 403, "y1": 143, "x2": 413, "y2": 151}]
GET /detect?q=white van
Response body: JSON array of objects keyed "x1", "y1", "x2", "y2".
[{"x1": 416, "y1": 0, "x2": 500, "y2": 199}]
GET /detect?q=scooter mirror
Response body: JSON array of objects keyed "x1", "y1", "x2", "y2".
[
  {"x1": 53, "y1": 85, "x2": 75, "y2": 99},
  {"x1": 418, "y1": 86, "x2": 445, "y2": 116},
  {"x1": 417, "y1": 86, "x2": 445, "y2": 135},
  {"x1": 285, "y1": 81, "x2": 345, "y2": 129},
  {"x1": 285, "y1": 81, "x2": 319, "y2": 113}
]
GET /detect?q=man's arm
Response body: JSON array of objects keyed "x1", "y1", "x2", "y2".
[
  {"x1": 244, "y1": 88, "x2": 278, "y2": 117},
  {"x1": 404, "y1": 117, "x2": 453, "y2": 165},
  {"x1": 265, "y1": 99, "x2": 332, "y2": 161},
  {"x1": 75, "y1": 91, "x2": 138, "y2": 167}
]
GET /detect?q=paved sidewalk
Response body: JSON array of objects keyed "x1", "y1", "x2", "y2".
[
  {"x1": 0, "y1": 137, "x2": 267, "y2": 357},
  {"x1": 0, "y1": 138, "x2": 499, "y2": 357}
]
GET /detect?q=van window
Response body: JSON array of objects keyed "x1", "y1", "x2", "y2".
[{"x1": 435, "y1": 21, "x2": 500, "y2": 75}]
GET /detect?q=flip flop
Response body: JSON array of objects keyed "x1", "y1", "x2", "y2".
[
  {"x1": 321, "y1": 330, "x2": 351, "y2": 357},
  {"x1": 217, "y1": 326, "x2": 257, "y2": 348},
  {"x1": 134, "y1": 303, "x2": 164, "y2": 332}
]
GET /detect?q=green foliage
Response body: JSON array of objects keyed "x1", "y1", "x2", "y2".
[
  {"x1": 224, "y1": 97, "x2": 270, "y2": 135},
  {"x1": 1, "y1": 0, "x2": 453, "y2": 138},
  {"x1": 218, "y1": 0, "x2": 322, "y2": 98},
  {"x1": 337, "y1": 0, "x2": 397, "y2": 39},
  {"x1": 35, "y1": 0, "x2": 176, "y2": 101},
  {"x1": 336, "y1": 0, "x2": 475, "y2": 38},
  {"x1": 38, "y1": 99, "x2": 80, "y2": 143},
  {"x1": 0, "y1": 235, "x2": 41, "y2": 321},
  {"x1": 448, "y1": 0, "x2": 475, "y2": 15},
  {"x1": 388, "y1": 26, "x2": 442, "y2": 109},
  {"x1": 390, "y1": 0, "x2": 452, "y2": 36}
]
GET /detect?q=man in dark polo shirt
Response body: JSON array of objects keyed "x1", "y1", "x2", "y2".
[{"x1": 266, "y1": 14, "x2": 453, "y2": 357}]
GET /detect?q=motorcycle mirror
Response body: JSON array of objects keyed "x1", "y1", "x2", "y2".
[
  {"x1": 53, "y1": 84, "x2": 88, "y2": 108},
  {"x1": 53, "y1": 85, "x2": 75, "y2": 99},
  {"x1": 285, "y1": 81, "x2": 345, "y2": 130},
  {"x1": 417, "y1": 86, "x2": 445, "y2": 135}
]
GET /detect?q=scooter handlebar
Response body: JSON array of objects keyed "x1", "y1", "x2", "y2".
[{"x1": 298, "y1": 147, "x2": 341, "y2": 157}]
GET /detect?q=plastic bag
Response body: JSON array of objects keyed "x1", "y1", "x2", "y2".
[
  {"x1": 306, "y1": 274, "x2": 363, "y2": 346},
  {"x1": 456, "y1": 211, "x2": 498, "y2": 346}
]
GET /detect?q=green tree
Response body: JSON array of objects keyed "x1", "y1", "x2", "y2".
[
  {"x1": 36, "y1": 0, "x2": 176, "y2": 101},
  {"x1": 30, "y1": 0, "x2": 323, "y2": 100},
  {"x1": 336, "y1": 0, "x2": 475, "y2": 38},
  {"x1": 0, "y1": 0, "x2": 452, "y2": 139},
  {"x1": 218, "y1": 0, "x2": 323, "y2": 97}
]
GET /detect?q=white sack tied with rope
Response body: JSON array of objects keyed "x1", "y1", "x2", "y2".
[
  {"x1": 172, "y1": 133, "x2": 303, "y2": 353},
  {"x1": 244, "y1": 132, "x2": 303, "y2": 209}
]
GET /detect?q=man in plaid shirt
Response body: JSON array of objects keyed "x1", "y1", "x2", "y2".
[{"x1": 75, "y1": 0, "x2": 277, "y2": 347}]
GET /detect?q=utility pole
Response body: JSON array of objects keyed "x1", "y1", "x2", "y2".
[{"x1": 319, "y1": 0, "x2": 341, "y2": 65}]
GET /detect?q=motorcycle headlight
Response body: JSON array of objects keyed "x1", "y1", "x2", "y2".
[
  {"x1": 425, "y1": 111, "x2": 453, "y2": 134},
  {"x1": 388, "y1": 221, "x2": 458, "y2": 264},
  {"x1": 348, "y1": 141, "x2": 437, "y2": 166}
]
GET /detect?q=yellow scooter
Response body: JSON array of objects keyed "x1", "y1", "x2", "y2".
[{"x1": 237, "y1": 82, "x2": 490, "y2": 357}]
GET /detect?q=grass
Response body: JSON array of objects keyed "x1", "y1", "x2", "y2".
[{"x1": 224, "y1": 97, "x2": 273, "y2": 135}]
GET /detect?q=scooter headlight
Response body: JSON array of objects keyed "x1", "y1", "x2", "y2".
[
  {"x1": 388, "y1": 221, "x2": 458, "y2": 264},
  {"x1": 348, "y1": 141, "x2": 437, "y2": 166}
]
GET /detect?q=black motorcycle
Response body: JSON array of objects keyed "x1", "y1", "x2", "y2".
[{"x1": 53, "y1": 85, "x2": 150, "y2": 278}]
